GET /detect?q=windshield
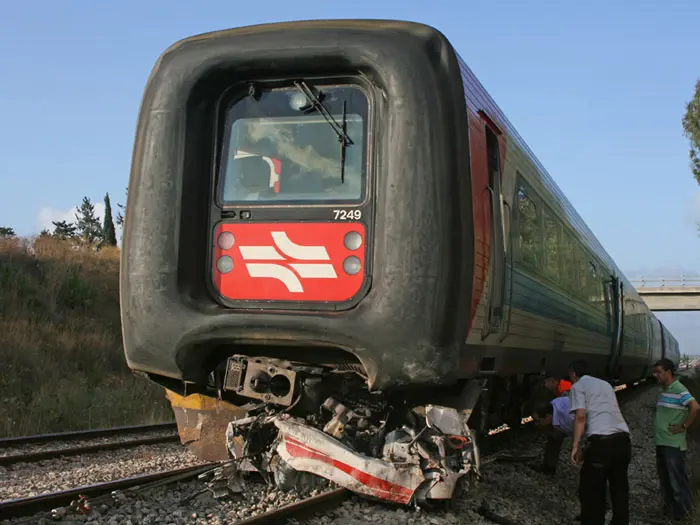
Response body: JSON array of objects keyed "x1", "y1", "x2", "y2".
[{"x1": 218, "y1": 84, "x2": 368, "y2": 204}]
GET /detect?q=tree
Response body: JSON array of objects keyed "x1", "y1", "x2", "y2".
[
  {"x1": 102, "y1": 193, "x2": 117, "y2": 246},
  {"x1": 0, "y1": 226, "x2": 16, "y2": 238},
  {"x1": 39, "y1": 229, "x2": 51, "y2": 237},
  {"x1": 52, "y1": 220, "x2": 77, "y2": 239},
  {"x1": 115, "y1": 186, "x2": 128, "y2": 228},
  {"x1": 682, "y1": 79, "x2": 700, "y2": 185},
  {"x1": 74, "y1": 197, "x2": 102, "y2": 245},
  {"x1": 681, "y1": 354, "x2": 692, "y2": 369}
]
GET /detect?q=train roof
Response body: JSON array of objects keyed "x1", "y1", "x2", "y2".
[
  {"x1": 455, "y1": 55, "x2": 645, "y2": 298},
  {"x1": 146, "y1": 18, "x2": 651, "y2": 312}
]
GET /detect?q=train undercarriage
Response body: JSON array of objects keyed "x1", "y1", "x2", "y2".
[{"x1": 166, "y1": 353, "x2": 533, "y2": 507}]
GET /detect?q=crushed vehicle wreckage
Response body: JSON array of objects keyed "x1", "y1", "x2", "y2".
[{"x1": 200, "y1": 355, "x2": 485, "y2": 507}]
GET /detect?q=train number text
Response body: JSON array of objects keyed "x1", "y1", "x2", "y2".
[{"x1": 333, "y1": 209, "x2": 362, "y2": 221}]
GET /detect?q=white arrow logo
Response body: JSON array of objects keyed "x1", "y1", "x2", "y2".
[{"x1": 239, "y1": 232, "x2": 337, "y2": 293}]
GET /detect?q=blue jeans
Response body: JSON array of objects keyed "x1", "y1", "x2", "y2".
[{"x1": 655, "y1": 446, "x2": 692, "y2": 520}]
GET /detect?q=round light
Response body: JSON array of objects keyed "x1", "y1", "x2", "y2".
[
  {"x1": 218, "y1": 232, "x2": 235, "y2": 250},
  {"x1": 343, "y1": 256, "x2": 362, "y2": 276},
  {"x1": 216, "y1": 255, "x2": 234, "y2": 274},
  {"x1": 344, "y1": 231, "x2": 363, "y2": 251},
  {"x1": 289, "y1": 92, "x2": 308, "y2": 111}
]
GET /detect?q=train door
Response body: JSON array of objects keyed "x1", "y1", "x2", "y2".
[
  {"x1": 659, "y1": 319, "x2": 667, "y2": 360},
  {"x1": 481, "y1": 122, "x2": 511, "y2": 340},
  {"x1": 606, "y1": 276, "x2": 624, "y2": 378},
  {"x1": 645, "y1": 316, "x2": 655, "y2": 372}
]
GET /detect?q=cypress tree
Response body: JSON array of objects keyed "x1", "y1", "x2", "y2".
[{"x1": 103, "y1": 193, "x2": 118, "y2": 246}]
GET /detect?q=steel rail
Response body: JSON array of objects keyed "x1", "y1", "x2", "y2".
[
  {"x1": 0, "y1": 434, "x2": 181, "y2": 467},
  {"x1": 0, "y1": 422, "x2": 177, "y2": 448},
  {"x1": 0, "y1": 463, "x2": 215, "y2": 520},
  {"x1": 234, "y1": 487, "x2": 351, "y2": 525}
]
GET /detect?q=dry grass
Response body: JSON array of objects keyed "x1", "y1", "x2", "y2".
[{"x1": 0, "y1": 236, "x2": 172, "y2": 437}]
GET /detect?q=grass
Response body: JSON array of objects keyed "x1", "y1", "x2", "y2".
[{"x1": 0, "y1": 236, "x2": 173, "y2": 437}]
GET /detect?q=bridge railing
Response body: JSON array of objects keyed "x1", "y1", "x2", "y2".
[{"x1": 630, "y1": 276, "x2": 700, "y2": 289}]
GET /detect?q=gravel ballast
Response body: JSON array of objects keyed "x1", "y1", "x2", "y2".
[
  {"x1": 0, "y1": 428, "x2": 177, "y2": 459},
  {"x1": 1, "y1": 382, "x2": 692, "y2": 524},
  {"x1": 0, "y1": 442, "x2": 206, "y2": 501}
]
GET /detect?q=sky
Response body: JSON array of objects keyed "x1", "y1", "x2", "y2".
[{"x1": 0, "y1": 1, "x2": 698, "y2": 351}]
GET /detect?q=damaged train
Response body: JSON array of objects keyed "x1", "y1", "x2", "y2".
[{"x1": 120, "y1": 19, "x2": 680, "y2": 507}]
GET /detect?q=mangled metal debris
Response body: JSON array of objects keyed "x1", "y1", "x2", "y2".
[{"x1": 204, "y1": 395, "x2": 481, "y2": 507}]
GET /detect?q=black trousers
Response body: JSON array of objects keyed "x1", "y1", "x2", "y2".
[
  {"x1": 579, "y1": 432, "x2": 631, "y2": 525},
  {"x1": 543, "y1": 427, "x2": 566, "y2": 471}
]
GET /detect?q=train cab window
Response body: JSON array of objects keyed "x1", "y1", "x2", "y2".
[
  {"x1": 543, "y1": 208, "x2": 561, "y2": 282},
  {"x1": 517, "y1": 187, "x2": 540, "y2": 268},
  {"x1": 218, "y1": 83, "x2": 368, "y2": 205}
]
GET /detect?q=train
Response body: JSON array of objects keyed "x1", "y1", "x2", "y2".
[{"x1": 120, "y1": 19, "x2": 680, "y2": 506}]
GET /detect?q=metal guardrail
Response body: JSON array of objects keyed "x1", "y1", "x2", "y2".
[{"x1": 630, "y1": 276, "x2": 700, "y2": 289}]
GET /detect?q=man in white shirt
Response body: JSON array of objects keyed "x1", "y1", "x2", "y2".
[{"x1": 569, "y1": 360, "x2": 631, "y2": 525}]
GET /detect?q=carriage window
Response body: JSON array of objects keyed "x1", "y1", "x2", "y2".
[
  {"x1": 543, "y1": 208, "x2": 561, "y2": 281},
  {"x1": 588, "y1": 262, "x2": 602, "y2": 308},
  {"x1": 561, "y1": 232, "x2": 577, "y2": 289},
  {"x1": 576, "y1": 245, "x2": 588, "y2": 297},
  {"x1": 219, "y1": 84, "x2": 368, "y2": 204},
  {"x1": 517, "y1": 187, "x2": 539, "y2": 268},
  {"x1": 588, "y1": 262, "x2": 597, "y2": 280}
]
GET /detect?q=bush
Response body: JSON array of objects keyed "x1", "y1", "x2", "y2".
[{"x1": 0, "y1": 236, "x2": 172, "y2": 437}]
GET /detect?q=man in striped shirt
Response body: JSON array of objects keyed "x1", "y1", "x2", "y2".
[{"x1": 652, "y1": 359, "x2": 699, "y2": 521}]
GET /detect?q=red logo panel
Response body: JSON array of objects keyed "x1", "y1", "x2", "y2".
[{"x1": 212, "y1": 222, "x2": 367, "y2": 302}]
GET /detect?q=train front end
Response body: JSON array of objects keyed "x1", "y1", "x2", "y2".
[{"x1": 121, "y1": 20, "x2": 475, "y2": 506}]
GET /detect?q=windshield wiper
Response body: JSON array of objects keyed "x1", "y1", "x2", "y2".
[
  {"x1": 340, "y1": 100, "x2": 347, "y2": 184},
  {"x1": 294, "y1": 80, "x2": 353, "y2": 184}
]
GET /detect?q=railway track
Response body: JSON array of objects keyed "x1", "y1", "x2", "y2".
[
  {"x1": 0, "y1": 422, "x2": 177, "y2": 448},
  {"x1": 0, "y1": 422, "x2": 179, "y2": 467},
  {"x1": 0, "y1": 463, "x2": 216, "y2": 522},
  {"x1": 234, "y1": 488, "x2": 352, "y2": 525},
  {"x1": 0, "y1": 379, "x2": 657, "y2": 524},
  {"x1": 0, "y1": 419, "x2": 532, "y2": 524}
]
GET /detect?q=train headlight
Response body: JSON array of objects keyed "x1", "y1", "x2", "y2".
[
  {"x1": 218, "y1": 232, "x2": 235, "y2": 250},
  {"x1": 343, "y1": 231, "x2": 363, "y2": 251},
  {"x1": 216, "y1": 255, "x2": 234, "y2": 274},
  {"x1": 343, "y1": 256, "x2": 362, "y2": 275}
]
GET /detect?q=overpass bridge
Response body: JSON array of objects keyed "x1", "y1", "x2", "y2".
[{"x1": 630, "y1": 276, "x2": 700, "y2": 311}]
